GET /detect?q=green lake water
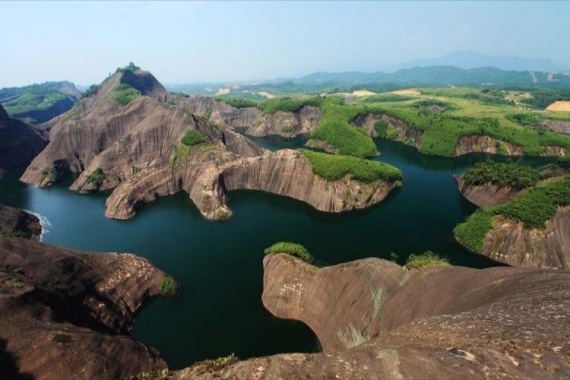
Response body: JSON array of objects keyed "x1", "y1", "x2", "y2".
[{"x1": 0, "y1": 138, "x2": 551, "y2": 369}]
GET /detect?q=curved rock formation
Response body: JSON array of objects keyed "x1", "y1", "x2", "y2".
[
  {"x1": 480, "y1": 207, "x2": 570, "y2": 269},
  {"x1": 174, "y1": 254, "x2": 570, "y2": 379},
  {"x1": 105, "y1": 149, "x2": 396, "y2": 220},
  {"x1": 0, "y1": 204, "x2": 42, "y2": 240},
  {"x1": 454, "y1": 174, "x2": 521, "y2": 207},
  {"x1": 0, "y1": 103, "x2": 47, "y2": 171},
  {"x1": 352, "y1": 113, "x2": 424, "y2": 147},
  {"x1": 22, "y1": 69, "x2": 397, "y2": 221},
  {"x1": 0, "y1": 236, "x2": 169, "y2": 379}
]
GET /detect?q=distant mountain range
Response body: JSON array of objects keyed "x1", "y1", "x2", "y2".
[{"x1": 382, "y1": 51, "x2": 568, "y2": 73}]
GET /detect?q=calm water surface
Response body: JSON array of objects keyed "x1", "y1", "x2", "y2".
[{"x1": 0, "y1": 138, "x2": 551, "y2": 369}]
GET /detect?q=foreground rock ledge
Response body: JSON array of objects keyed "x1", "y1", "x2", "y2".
[
  {"x1": 174, "y1": 254, "x2": 570, "y2": 379},
  {"x1": 0, "y1": 236, "x2": 168, "y2": 379}
]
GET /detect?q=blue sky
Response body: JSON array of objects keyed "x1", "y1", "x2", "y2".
[{"x1": 1, "y1": 1, "x2": 569, "y2": 87}]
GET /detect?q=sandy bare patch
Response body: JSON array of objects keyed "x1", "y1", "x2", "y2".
[
  {"x1": 391, "y1": 89, "x2": 421, "y2": 96},
  {"x1": 215, "y1": 87, "x2": 230, "y2": 96},
  {"x1": 546, "y1": 101, "x2": 570, "y2": 112},
  {"x1": 351, "y1": 90, "x2": 377, "y2": 97},
  {"x1": 257, "y1": 91, "x2": 275, "y2": 99}
]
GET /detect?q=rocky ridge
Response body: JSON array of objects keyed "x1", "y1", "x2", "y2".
[
  {"x1": 21, "y1": 68, "x2": 398, "y2": 220},
  {"x1": 174, "y1": 254, "x2": 570, "y2": 379}
]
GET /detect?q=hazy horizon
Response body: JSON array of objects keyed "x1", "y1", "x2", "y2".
[{"x1": 2, "y1": 1, "x2": 569, "y2": 87}]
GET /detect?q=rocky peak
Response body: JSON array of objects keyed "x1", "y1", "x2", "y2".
[{"x1": 119, "y1": 69, "x2": 167, "y2": 100}]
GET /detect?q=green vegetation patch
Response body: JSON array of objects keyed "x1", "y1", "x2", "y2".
[
  {"x1": 260, "y1": 96, "x2": 323, "y2": 114},
  {"x1": 300, "y1": 149, "x2": 402, "y2": 183},
  {"x1": 454, "y1": 175, "x2": 570, "y2": 252},
  {"x1": 311, "y1": 102, "x2": 378, "y2": 158},
  {"x1": 112, "y1": 83, "x2": 141, "y2": 106},
  {"x1": 405, "y1": 251, "x2": 449, "y2": 269},
  {"x1": 216, "y1": 97, "x2": 260, "y2": 109},
  {"x1": 181, "y1": 129, "x2": 207, "y2": 146},
  {"x1": 264, "y1": 242, "x2": 313, "y2": 263},
  {"x1": 463, "y1": 161, "x2": 540, "y2": 189},
  {"x1": 190, "y1": 354, "x2": 239, "y2": 374},
  {"x1": 86, "y1": 168, "x2": 106, "y2": 186},
  {"x1": 159, "y1": 276, "x2": 177, "y2": 297}
]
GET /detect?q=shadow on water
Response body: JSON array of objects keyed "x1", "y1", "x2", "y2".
[{"x1": 0, "y1": 137, "x2": 555, "y2": 369}]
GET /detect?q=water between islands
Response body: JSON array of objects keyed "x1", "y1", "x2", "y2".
[{"x1": 0, "y1": 138, "x2": 552, "y2": 369}]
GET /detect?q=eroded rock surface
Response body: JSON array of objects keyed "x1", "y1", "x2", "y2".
[
  {"x1": 0, "y1": 236, "x2": 168, "y2": 379},
  {"x1": 182, "y1": 97, "x2": 322, "y2": 138},
  {"x1": 0, "y1": 103, "x2": 47, "y2": 171},
  {"x1": 22, "y1": 70, "x2": 397, "y2": 221},
  {"x1": 455, "y1": 135, "x2": 524, "y2": 156},
  {"x1": 0, "y1": 204, "x2": 42, "y2": 240},
  {"x1": 481, "y1": 208, "x2": 570, "y2": 269},
  {"x1": 454, "y1": 174, "x2": 521, "y2": 207},
  {"x1": 175, "y1": 254, "x2": 570, "y2": 379}
]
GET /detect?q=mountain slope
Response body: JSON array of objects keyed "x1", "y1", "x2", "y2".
[
  {"x1": 0, "y1": 103, "x2": 47, "y2": 171},
  {"x1": 0, "y1": 81, "x2": 81, "y2": 124}
]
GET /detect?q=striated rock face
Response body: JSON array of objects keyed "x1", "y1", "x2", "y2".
[
  {"x1": 175, "y1": 254, "x2": 570, "y2": 379},
  {"x1": 0, "y1": 236, "x2": 168, "y2": 379},
  {"x1": 22, "y1": 71, "x2": 397, "y2": 221},
  {"x1": 480, "y1": 208, "x2": 570, "y2": 269},
  {"x1": 181, "y1": 96, "x2": 322, "y2": 138},
  {"x1": 0, "y1": 103, "x2": 47, "y2": 171},
  {"x1": 353, "y1": 113, "x2": 424, "y2": 147},
  {"x1": 454, "y1": 174, "x2": 521, "y2": 207},
  {"x1": 455, "y1": 135, "x2": 524, "y2": 156},
  {"x1": 105, "y1": 149, "x2": 396, "y2": 220},
  {"x1": 0, "y1": 204, "x2": 42, "y2": 240}
]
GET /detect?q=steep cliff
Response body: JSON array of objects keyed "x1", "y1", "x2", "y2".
[
  {"x1": 174, "y1": 254, "x2": 570, "y2": 379},
  {"x1": 22, "y1": 68, "x2": 398, "y2": 220},
  {"x1": 479, "y1": 208, "x2": 570, "y2": 269},
  {"x1": 454, "y1": 174, "x2": 522, "y2": 207},
  {"x1": 455, "y1": 134, "x2": 524, "y2": 156},
  {"x1": 105, "y1": 149, "x2": 396, "y2": 220},
  {"x1": 0, "y1": 103, "x2": 47, "y2": 171},
  {"x1": 0, "y1": 236, "x2": 169, "y2": 379}
]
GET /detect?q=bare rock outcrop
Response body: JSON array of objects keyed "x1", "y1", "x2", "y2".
[
  {"x1": 540, "y1": 119, "x2": 570, "y2": 135},
  {"x1": 0, "y1": 204, "x2": 42, "y2": 240},
  {"x1": 175, "y1": 254, "x2": 570, "y2": 379},
  {"x1": 455, "y1": 134, "x2": 524, "y2": 156},
  {"x1": 105, "y1": 149, "x2": 396, "y2": 220},
  {"x1": 480, "y1": 207, "x2": 570, "y2": 269},
  {"x1": 454, "y1": 174, "x2": 521, "y2": 207},
  {"x1": 353, "y1": 113, "x2": 424, "y2": 147},
  {"x1": 0, "y1": 237, "x2": 169, "y2": 379},
  {"x1": 0, "y1": 103, "x2": 47, "y2": 171},
  {"x1": 22, "y1": 69, "x2": 397, "y2": 221},
  {"x1": 182, "y1": 96, "x2": 322, "y2": 138}
]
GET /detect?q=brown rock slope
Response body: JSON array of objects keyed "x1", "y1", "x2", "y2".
[
  {"x1": 0, "y1": 204, "x2": 42, "y2": 240},
  {"x1": 454, "y1": 174, "x2": 521, "y2": 207},
  {"x1": 0, "y1": 236, "x2": 168, "y2": 379},
  {"x1": 181, "y1": 96, "x2": 322, "y2": 138},
  {"x1": 22, "y1": 68, "x2": 397, "y2": 220},
  {"x1": 175, "y1": 254, "x2": 570, "y2": 379},
  {"x1": 481, "y1": 207, "x2": 570, "y2": 269},
  {"x1": 0, "y1": 103, "x2": 47, "y2": 171}
]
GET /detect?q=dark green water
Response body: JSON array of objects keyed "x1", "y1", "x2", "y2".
[{"x1": 0, "y1": 138, "x2": 552, "y2": 369}]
